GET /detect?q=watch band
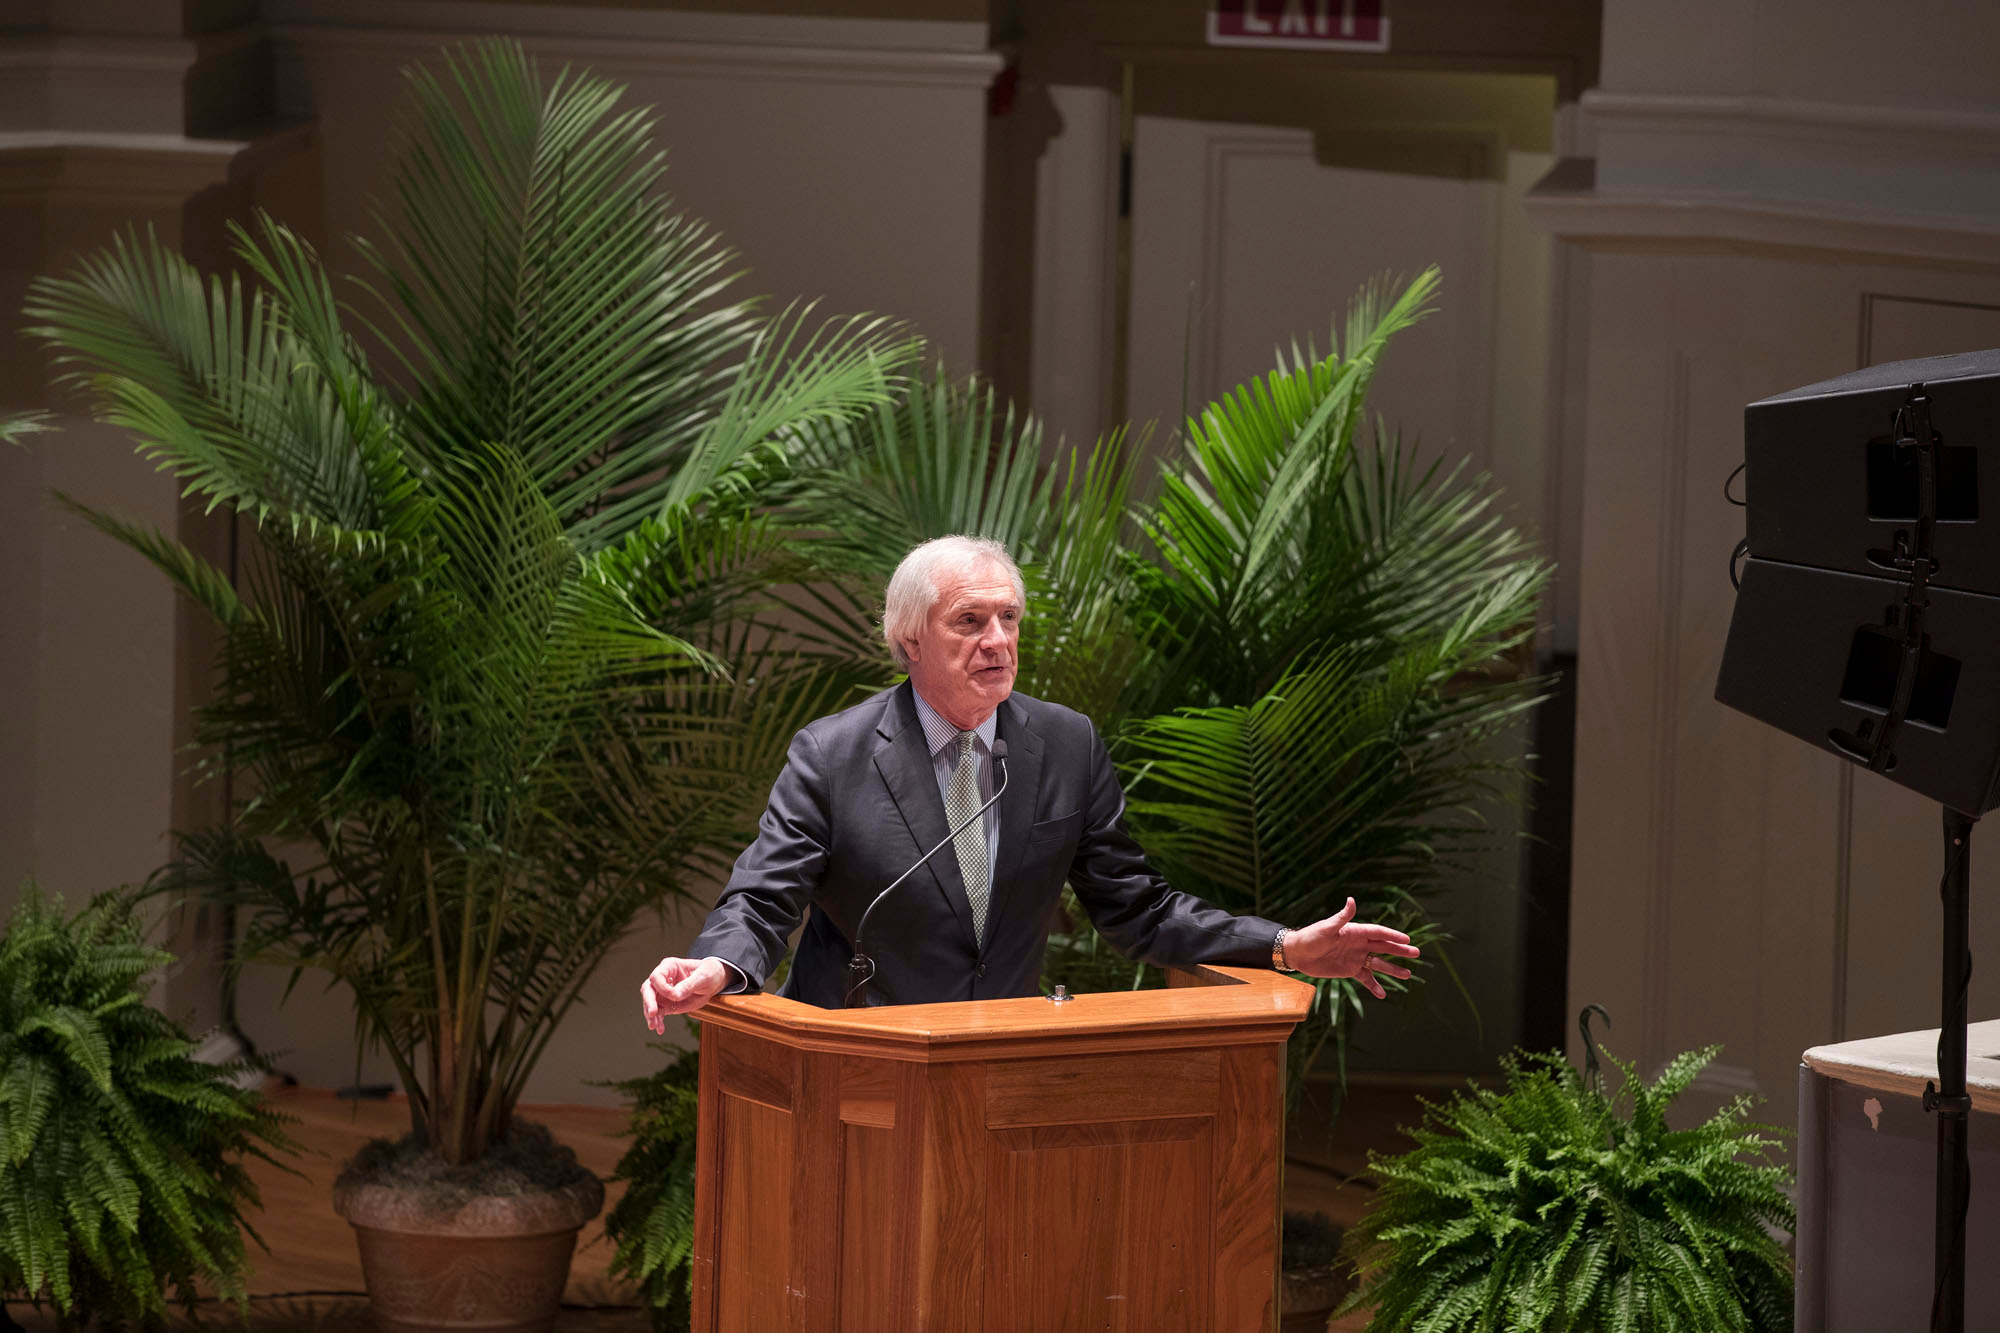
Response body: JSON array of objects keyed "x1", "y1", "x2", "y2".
[{"x1": 1271, "y1": 927, "x2": 1289, "y2": 971}]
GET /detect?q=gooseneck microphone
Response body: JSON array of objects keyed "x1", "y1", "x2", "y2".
[{"x1": 844, "y1": 740, "x2": 1008, "y2": 1008}]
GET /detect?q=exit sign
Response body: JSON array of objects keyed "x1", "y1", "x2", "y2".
[{"x1": 1206, "y1": 0, "x2": 1390, "y2": 52}]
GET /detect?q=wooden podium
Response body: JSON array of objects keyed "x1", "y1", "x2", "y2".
[{"x1": 689, "y1": 965, "x2": 1313, "y2": 1332}]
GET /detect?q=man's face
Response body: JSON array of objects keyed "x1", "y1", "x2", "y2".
[{"x1": 904, "y1": 559, "x2": 1021, "y2": 730}]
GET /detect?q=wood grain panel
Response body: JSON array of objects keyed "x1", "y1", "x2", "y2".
[
  {"x1": 984, "y1": 1117, "x2": 1213, "y2": 1332},
  {"x1": 1212, "y1": 1045, "x2": 1282, "y2": 1330},
  {"x1": 692, "y1": 969, "x2": 1307, "y2": 1331},
  {"x1": 840, "y1": 1053, "x2": 898, "y2": 1128},
  {"x1": 792, "y1": 1050, "x2": 843, "y2": 1333},
  {"x1": 714, "y1": 1028, "x2": 797, "y2": 1111},
  {"x1": 716, "y1": 1094, "x2": 795, "y2": 1333},
  {"x1": 886, "y1": 1061, "x2": 928, "y2": 1332},
  {"x1": 916, "y1": 1063, "x2": 987, "y2": 1332},
  {"x1": 692, "y1": 1027, "x2": 725, "y2": 1330},
  {"x1": 839, "y1": 1123, "x2": 901, "y2": 1331},
  {"x1": 985, "y1": 1049, "x2": 1219, "y2": 1128}
]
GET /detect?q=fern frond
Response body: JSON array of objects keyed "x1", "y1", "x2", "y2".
[
  {"x1": 0, "y1": 886, "x2": 294, "y2": 1322},
  {"x1": 1342, "y1": 1041, "x2": 1795, "y2": 1332},
  {"x1": 599, "y1": 1031, "x2": 702, "y2": 1331}
]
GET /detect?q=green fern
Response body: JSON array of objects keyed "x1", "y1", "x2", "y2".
[
  {"x1": 600, "y1": 1032, "x2": 702, "y2": 1332},
  {"x1": 0, "y1": 885, "x2": 295, "y2": 1324},
  {"x1": 1342, "y1": 1042, "x2": 1794, "y2": 1333}
]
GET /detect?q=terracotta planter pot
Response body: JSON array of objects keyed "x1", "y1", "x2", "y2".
[{"x1": 333, "y1": 1180, "x2": 603, "y2": 1333}]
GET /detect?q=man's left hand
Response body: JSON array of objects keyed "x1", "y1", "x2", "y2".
[{"x1": 1283, "y1": 897, "x2": 1420, "y2": 999}]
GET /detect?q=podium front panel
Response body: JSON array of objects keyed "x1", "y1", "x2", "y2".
[
  {"x1": 694, "y1": 1028, "x2": 1285, "y2": 1331},
  {"x1": 690, "y1": 971, "x2": 1309, "y2": 1333}
]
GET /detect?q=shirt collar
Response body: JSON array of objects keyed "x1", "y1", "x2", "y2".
[{"x1": 911, "y1": 686, "x2": 997, "y2": 757}]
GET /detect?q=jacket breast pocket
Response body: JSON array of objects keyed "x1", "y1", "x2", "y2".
[{"x1": 1026, "y1": 811, "x2": 1084, "y2": 845}]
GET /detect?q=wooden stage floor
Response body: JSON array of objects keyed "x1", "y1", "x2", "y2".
[{"x1": 7, "y1": 1078, "x2": 1434, "y2": 1332}]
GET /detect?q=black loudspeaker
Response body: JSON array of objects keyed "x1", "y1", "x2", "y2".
[{"x1": 1715, "y1": 349, "x2": 2000, "y2": 814}]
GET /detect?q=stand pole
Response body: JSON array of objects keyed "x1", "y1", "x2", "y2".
[{"x1": 1927, "y1": 806, "x2": 1974, "y2": 1333}]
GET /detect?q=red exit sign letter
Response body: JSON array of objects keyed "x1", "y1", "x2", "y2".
[{"x1": 1207, "y1": 0, "x2": 1390, "y2": 52}]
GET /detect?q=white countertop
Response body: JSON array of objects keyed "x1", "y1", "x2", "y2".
[{"x1": 1803, "y1": 1019, "x2": 2000, "y2": 1113}]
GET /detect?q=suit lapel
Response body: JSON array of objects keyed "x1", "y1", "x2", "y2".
[
  {"x1": 983, "y1": 695, "x2": 1045, "y2": 950},
  {"x1": 872, "y1": 683, "x2": 976, "y2": 944}
]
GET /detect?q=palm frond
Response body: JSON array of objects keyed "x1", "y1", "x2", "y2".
[
  {"x1": 778, "y1": 366, "x2": 1150, "y2": 720},
  {"x1": 351, "y1": 41, "x2": 921, "y2": 552},
  {"x1": 0, "y1": 412, "x2": 53, "y2": 447}
]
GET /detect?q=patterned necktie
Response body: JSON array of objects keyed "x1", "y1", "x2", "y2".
[{"x1": 946, "y1": 730, "x2": 990, "y2": 944}]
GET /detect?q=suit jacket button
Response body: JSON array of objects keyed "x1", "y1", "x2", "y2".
[{"x1": 975, "y1": 963, "x2": 988, "y2": 979}]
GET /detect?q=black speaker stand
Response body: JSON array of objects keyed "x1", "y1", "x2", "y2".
[{"x1": 1924, "y1": 806, "x2": 1975, "y2": 1333}]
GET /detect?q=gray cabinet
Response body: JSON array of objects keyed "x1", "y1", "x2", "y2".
[{"x1": 1797, "y1": 1023, "x2": 2000, "y2": 1330}]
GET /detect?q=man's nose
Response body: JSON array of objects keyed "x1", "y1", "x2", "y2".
[{"x1": 976, "y1": 616, "x2": 1011, "y2": 648}]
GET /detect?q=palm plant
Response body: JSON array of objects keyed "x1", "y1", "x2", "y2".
[
  {"x1": 783, "y1": 270, "x2": 1550, "y2": 1079},
  {"x1": 0, "y1": 411, "x2": 50, "y2": 447},
  {"x1": 0, "y1": 886, "x2": 293, "y2": 1324},
  {"x1": 1340, "y1": 1041, "x2": 1794, "y2": 1332},
  {"x1": 776, "y1": 368, "x2": 1149, "y2": 724},
  {"x1": 1112, "y1": 272, "x2": 1547, "y2": 1076},
  {"x1": 25, "y1": 38, "x2": 917, "y2": 1166}
]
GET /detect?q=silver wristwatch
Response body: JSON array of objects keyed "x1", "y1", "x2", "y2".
[{"x1": 1271, "y1": 927, "x2": 1289, "y2": 971}]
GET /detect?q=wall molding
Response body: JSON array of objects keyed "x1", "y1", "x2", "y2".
[
  {"x1": 0, "y1": 25, "x2": 270, "y2": 136},
  {"x1": 270, "y1": 23, "x2": 1004, "y2": 95},
  {"x1": 0, "y1": 123, "x2": 315, "y2": 205},
  {"x1": 0, "y1": 26, "x2": 264, "y2": 75},
  {"x1": 1585, "y1": 91, "x2": 2000, "y2": 146},
  {"x1": 1525, "y1": 167, "x2": 2000, "y2": 272},
  {"x1": 1526, "y1": 89, "x2": 2000, "y2": 268},
  {"x1": 264, "y1": 0, "x2": 1002, "y2": 94},
  {"x1": 262, "y1": 0, "x2": 993, "y2": 55}
]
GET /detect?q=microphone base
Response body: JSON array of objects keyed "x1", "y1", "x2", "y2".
[{"x1": 844, "y1": 955, "x2": 874, "y2": 1009}]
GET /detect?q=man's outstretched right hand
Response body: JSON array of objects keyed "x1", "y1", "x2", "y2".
[{"x1": 641, "y1": 956, "x2": 730, "y2": 1032}]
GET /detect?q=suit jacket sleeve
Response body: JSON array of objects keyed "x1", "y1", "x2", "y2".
[
  {"x1": 684, "y1": 726, "x2": 831, "y2": 991},
  {"x1": 1066, "y1": 719, "x2": 1283, "y2": 969}
]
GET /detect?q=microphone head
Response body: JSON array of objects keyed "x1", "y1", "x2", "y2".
[{"x1": 992, "y1": 739, "x2": 1009, "y2": 761}]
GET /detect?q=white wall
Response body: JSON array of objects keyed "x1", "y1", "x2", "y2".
[
  {"x1": 0, "y1": 111, "x2": 308, "y2": 1029},
  {"x1": 1537, "y1": 0, "x2": 2000, "y2": 1126},
  {"x1": 265, "y1": 0, "x2": 1002, "y2": 372},
  {"x1": 1027, "y1": 81, "x2": 1120, "y2": 453}
]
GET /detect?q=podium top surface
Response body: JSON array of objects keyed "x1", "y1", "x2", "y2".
[
  {"x1": 695, "y1": 965, "x2": 1314, "y2": 1063},
  {"x1": 1802, "y1": 1019, "x2": 2000, "y2": 1114}
]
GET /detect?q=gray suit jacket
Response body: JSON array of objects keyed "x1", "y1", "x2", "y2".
[{"x1": 687, "y1": 682, "x2": 1282, "y2": 1007}]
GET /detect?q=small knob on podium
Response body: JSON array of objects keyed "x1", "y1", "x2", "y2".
[{"x1": 1048, "y1": 985, "x2": 1073, "y2": 1004}]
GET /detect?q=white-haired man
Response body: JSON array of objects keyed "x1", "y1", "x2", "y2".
[{"x1": 641, "y1": 535, "x2": 1417, "y2": 1023}]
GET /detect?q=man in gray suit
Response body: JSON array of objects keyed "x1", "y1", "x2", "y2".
[{"x1": 641, "y1": 536, "x2": 1418, "y2": 1024}]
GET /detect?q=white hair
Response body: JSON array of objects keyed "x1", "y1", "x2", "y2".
[{"x1": 882, "y1": 535, "x2": 1026, "y2": 670}]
